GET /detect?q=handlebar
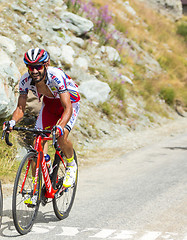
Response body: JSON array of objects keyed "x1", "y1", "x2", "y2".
[{"x1": 1, "y1": 125, "x2": 60, "y2": 150}]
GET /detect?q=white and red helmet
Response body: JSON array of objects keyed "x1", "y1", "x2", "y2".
[{"x1": 23, "y1": 48, "x2": 49, "y2": 65}]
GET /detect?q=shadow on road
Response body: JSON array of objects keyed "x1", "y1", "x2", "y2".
[
  {"x1": 165, "y1": 147, "x2": 187, "y2": 150},
  {"x1": 0, "y1": 209, "x2": 59, "y2": 238}
]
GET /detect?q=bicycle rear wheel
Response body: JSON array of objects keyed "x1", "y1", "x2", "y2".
[
  {"x1": 52, "y1": 150, "x2": 78, "y2": 220},
  {"x1": 0, "y1": 181, "x2": 3, "y2": 228},
  {"x1": 12, "y1": 151, "x2": 41, "y2": 235}
]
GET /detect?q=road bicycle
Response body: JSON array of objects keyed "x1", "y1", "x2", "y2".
[
  {"x1": 2, "y1": 125, "x2": 78, "y2": 235},
  {"x1": 0, "y1": 180, "x2": 3, "y2": 228}
]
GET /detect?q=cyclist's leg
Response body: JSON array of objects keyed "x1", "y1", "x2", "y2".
[
  {"x1": 43, "y1": 140, "x2": 48, "y2": 154},
  {"x1": 57, "y1": 128, "x2": 74, "y2": 159},
  {"x1": 57, "y1": 102, "x2": 80, "y2": 187},
  {"x1": 24, "y1": 151, "x2": 40, "y2": 206},
  {"x1": 58, "y1": 131, "x2": 77, "y2": 188},
  {"x1": 52, "y1": 150, "x2": 78, "y2": 220},
  {"x1": 57, "y1": 102, "x2": 80, "y2": 161}
]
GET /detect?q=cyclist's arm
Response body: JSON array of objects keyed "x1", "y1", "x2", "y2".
[
  {"x1": 12, "y1": 94, "x2": 27, "y2": 123},
  {"x1": 57, "y1": 92, "x2": 72, "y2": 132}
]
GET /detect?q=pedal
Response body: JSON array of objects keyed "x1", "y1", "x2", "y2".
[{"x1": 41, "y1": 197, "x2": 48, "y2": 206}]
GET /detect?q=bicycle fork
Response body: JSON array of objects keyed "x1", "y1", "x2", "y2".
[{"x1": 20, "y1": 160, "x2": 31, "y2": 195}]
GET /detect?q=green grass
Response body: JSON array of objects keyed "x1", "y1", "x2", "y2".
[
  {"x1": 144, "y1": 98, "x2": 169, "y2": 118},
  {"x1": 177, "y1": 21, "x2": 187, "y2": 42},
  {"x1": 109, "y1": 81, "x2": 125, "y2": 101},
  {"x1": 0, "y1": 131, "x2": 20, "y2": 183},
  {"x1": 99, "y1": 102, "x2": 113, "y2": 119},
  {"x1": 114, "y1": 16, "x2": 128, "y2": 34},
  {"x1": 159, "y1": 87, "x2": 175, "y2": 106},
  {"x1": 65, "y1": 0, "x2": 81, "y2": 13}
]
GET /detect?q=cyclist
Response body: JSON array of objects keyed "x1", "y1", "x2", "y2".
[{"x1": 4, "y1": 48, "x2": 80, "y2": 205}]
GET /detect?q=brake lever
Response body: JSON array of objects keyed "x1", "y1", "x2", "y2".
[
  {"x1": 52, "y1": 126, "x2": 56, "y2": 145},
  {"x1": 1, "y1": 122, "x2": 13, "y2": 146},
  {"x1": 2, "y1": 121, "x2": 8, "y2": 140},
  {"x1": 52, "y1": 126, "x2": 61, "y2": 151},
  {"x1": 1, "y1": 130, "x2": 6, "y2": 140}
]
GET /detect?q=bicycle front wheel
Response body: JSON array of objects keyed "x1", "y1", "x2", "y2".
[
  {"x1": 12, "y1": 151, "x2": 41, "y2": 235},
  {"x1": 0, "y1": 181, "x2": 3, "y2": 228},
  {"x1": 52, "y1": 150, "x2": 78, "y2": 220}
]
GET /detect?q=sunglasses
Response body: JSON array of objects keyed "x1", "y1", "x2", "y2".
[{"x1": 27, "y1": 64, "x2": 44, "y2": 71}]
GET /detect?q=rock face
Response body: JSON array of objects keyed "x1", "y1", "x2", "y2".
[
  {"x1": 79, "y1": 79, "x2": 111, "y2": 106},
  {"x1": 0, "y1": 49, "x2": 20, "y2": 117},
  {"x1": 0, "y1": 0, "x2": 184, "y2": 136},
  {"x1": 60, "y1": 12, "x2": 94, "y2": 36},
  {"x1": 138, "y1": 0, "x2": 183, "y2": 20},
  {"x1": 0, "y1": 0, "x2": 185, "y2": 157}
]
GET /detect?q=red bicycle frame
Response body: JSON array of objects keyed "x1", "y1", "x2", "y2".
[{"x1": 21, "y1": 134, "x2": 66, "y2": 199}]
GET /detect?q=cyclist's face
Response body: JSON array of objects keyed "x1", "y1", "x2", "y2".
[{"x1": 27, "y1": 64, "x2": 45, "y2": 83}]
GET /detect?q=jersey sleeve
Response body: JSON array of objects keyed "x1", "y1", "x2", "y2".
[{"x1": 19, "y1": 73, "x2": 29, "y2": 95}]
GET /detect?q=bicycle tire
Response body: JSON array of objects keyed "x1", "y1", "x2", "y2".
[
  {"x1": 12, "y1": 151, "x2": 42, "y2": 235},
  {"x1": 52, "y1": 150, "x2": 78, "y2": 220},
  {"x1": 0, "y1": 181, "x2": 3, "y2": 228}
]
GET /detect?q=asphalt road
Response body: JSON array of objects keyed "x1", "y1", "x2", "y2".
[{"x1": 0, "y1": 131, "x2": 187, "y2": 240}]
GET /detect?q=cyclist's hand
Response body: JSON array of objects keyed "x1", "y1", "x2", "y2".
[
  {"x1": 51, "y1": 126, "x2": 62, "y2": 151},
  {"x1": 2, "y1": 120, "x2": 15, "y2": 146},
  {"x1": 3, "y1": 120, "x2": 16, "y2": 132},
  {"x1": 55, "y1": 125, "x2": 64, "y2": 138}
]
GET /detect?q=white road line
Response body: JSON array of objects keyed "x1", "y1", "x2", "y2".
[
  {"x1": 31, "y1": 225, "x2": 56, "y2": 234},
  {"x1": 56, "y1": 227, "x2": 80, "y2": 236},
  {"x1": 28, "y1": 226, "x2": 187, "y2": 240},
  {"x1": 1, "y1": 224, "x2": 186, "y2": 240},
  {"x1": 138, "y1": 231, "x2": 161, "y2": 240},
  {"x1": 112, "y1": 230, "x2": 137, "y2": 239},
  {"x1": 44, "y1": 226, "x2": 186, "y2": 240},
  {"x1": 89, "y1": 229, "x2": 116, "y2": 238}
]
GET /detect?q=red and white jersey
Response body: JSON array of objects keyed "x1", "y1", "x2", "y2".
[{"x1": 19, "y1": 66, "x2": 80, "y2": 103}]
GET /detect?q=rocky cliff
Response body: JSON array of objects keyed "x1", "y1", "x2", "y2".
[{"x1": 0, "y1": 0, "x2": 186, "y2": 155}]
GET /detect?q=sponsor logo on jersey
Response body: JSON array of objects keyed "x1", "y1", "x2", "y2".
[
  {"x1": 50, "y1": 73, "x2": 61, "y2": 84},
  {"x1": 67, "y1": 82, "x2": 75, "y2": 88},
  {"x1": 20, "y1": 77, "x2": 28, "y2": 86}
]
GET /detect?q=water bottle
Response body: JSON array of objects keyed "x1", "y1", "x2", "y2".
[{"x1": 44, "y1": 154, "x2": 53, "y2": 175}]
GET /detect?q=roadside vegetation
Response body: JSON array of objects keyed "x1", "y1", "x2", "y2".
[{"x1": 0, "y1": 120, "x2": 19, "y2": 182}]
